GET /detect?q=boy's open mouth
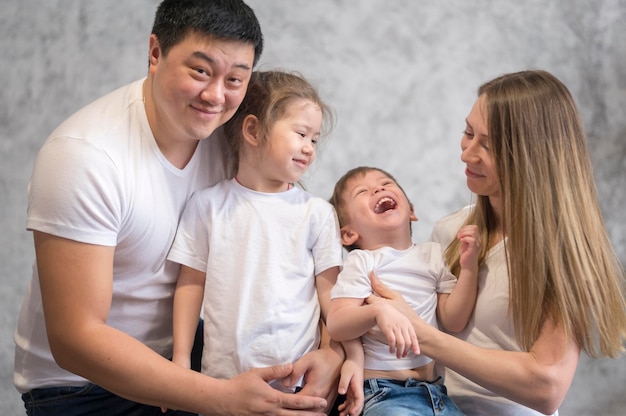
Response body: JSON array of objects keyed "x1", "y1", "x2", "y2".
[{"x1": 374, "y1": 197, "x2": 396, "y2": 214}]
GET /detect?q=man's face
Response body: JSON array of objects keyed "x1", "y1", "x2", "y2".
[{"x1": 147, "y1": 32, "x2": 255, "y2": 145}]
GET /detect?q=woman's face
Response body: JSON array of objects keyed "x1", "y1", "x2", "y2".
[{"x1": 461, "y1": 94, "x2": 501, "y2": 199}]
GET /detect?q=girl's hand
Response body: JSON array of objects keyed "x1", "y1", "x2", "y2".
[{"x1": 337, "y1": 359, "x2": 364, "y2": 416}]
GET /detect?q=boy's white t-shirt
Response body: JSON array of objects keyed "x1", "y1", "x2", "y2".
[
  {"x1": 168, "y1": 179, "x2": 343, "y2": 385},
  {"x1": 331, "y1": 243, "x2": 457, "y2": 370}
]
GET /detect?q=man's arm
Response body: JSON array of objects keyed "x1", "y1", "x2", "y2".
[{"x1": 35, "y1": 231, "x2": 328, "y2": 415}]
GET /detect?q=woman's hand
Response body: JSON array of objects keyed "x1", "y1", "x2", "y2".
[{"x1": 366, "y1": 271, "x2": 420, "y2": 321}]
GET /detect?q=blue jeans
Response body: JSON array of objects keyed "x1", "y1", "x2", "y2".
[
  {"x1": 21, "y1": 384, "x2": 196, "y2": 416},
  {"x1": 21, "y1": 320, "x2": 204, "y2": 416},
  {"x1": 363, "y1": 378, "x2": 464, "y2": 416}
]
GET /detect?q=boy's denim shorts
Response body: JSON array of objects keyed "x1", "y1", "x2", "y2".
[{"x1": 363, "y1": 377, "x2": 464, "y2": 415}]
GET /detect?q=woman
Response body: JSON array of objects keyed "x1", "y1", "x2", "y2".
[{"x1": 368, "y1": 69, "x2": 626, "y2": 415}]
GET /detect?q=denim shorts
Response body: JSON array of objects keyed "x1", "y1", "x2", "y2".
[{"x1": 363, "y1": 377, "x2": 464, "y2": 416}]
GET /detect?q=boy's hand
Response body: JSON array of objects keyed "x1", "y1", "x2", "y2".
[
  {"x1": 375, "y1": 303, "x2": 420, "y2": 358},
  {"x1": 458, "y1": 225, "x2": 480, "y2": 270}
]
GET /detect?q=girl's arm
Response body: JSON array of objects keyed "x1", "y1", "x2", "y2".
[
  {"x1": 315, "y1": 267, "x2": 365, "y2": 415},
  {"x1": 336, "y1": 338, "x2": 364, "y2": 416},
  {"x1": 368, "y1": 272, "x2": 580, "y2": 415},
  {"x1": 172, "y1": 265, "x2": 206, "y2": 368},
  {"x1": 285, "y1": 267, "x2": 345, "y2": 413}
]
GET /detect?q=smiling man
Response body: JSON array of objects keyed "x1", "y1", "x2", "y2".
[{"x1": 14, "y1": 1, "x2": 334, "y2": 415}]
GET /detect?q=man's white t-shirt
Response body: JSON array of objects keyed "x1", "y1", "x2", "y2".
[{"x1": 14, "y1": 78, "x2": 232, "y2": 392}]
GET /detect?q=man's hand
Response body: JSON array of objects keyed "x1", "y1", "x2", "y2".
[{"x1": 214, "y1": 364, "x2": 328, "y2": 415}]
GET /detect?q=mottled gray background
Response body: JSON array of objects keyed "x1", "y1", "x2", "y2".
[{"x1": 1, "y1": 1, "x2": 625, "y2": 415}]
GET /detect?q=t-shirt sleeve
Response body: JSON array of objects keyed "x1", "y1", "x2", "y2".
[
  {"x1": 26, "y1": 136, "x2": 122, "y2": 246},
  {"x1": 167, "y1": 190, "x2": 209, "y2": 273},
  {"x1": 330, "y1": 250, "x2": 373, "y2": 300},
  {"x1": 311, "y1": 205, "x2": 343, "y2": 275},
  {"x1": 422, "y1": 242, "x2": 457, "y2": 294}
]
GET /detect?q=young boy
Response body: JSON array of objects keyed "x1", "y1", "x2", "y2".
[{"x1": 327, "y1": 166, "x2": 480, "y2": 416}]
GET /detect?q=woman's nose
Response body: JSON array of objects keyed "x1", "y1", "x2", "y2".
[{"x1": 461, "y1": 138, "x2": 480, "y2": 164}]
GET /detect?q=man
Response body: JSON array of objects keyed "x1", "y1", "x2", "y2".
[{"x1": 14, "y1": 1, "x2": 341, "y2": 414}]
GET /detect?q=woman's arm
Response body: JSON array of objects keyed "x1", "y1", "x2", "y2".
[{"x1": 368, "y1": 271, "x2": 580, "y2": 415}]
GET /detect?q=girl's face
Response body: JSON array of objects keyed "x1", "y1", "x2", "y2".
[
  {"x1": 260, "y1": 99, "x2": 322, "y2": 186},
  {"x1": 461, "y1": 94, "x2": 501, "y2": 200}
]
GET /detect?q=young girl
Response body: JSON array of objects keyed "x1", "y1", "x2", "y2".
[{"x1": 166, "y1": 70, "x2": 355, "y2": 413}]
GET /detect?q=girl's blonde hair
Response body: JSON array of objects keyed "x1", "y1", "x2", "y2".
[
  {"x1": 223, "y1": 70, "x2": 334, "y2": 174},
  {"x1": 446, "y1": 70, "x2": 626, "y2": 357}
]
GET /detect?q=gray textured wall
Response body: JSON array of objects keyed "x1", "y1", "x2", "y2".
[{"x1": 1, "y1": 1, "x2": 625, "y2": 414}]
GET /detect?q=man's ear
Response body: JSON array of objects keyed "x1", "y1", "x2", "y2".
[
  {"x1": 242, "y1": 115, "x2": 260, "y2": 147},
  {"x1": 340, "y1": 226, "x2": 359, "y2": 246},
  {"x1": 148, "y1": 34, "x2": 161, "y2": 71},
  {"x1": 409, "y1": 202, "x2": 418, "y2": 222}
]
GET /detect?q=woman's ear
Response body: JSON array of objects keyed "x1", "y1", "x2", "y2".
[
  {"x1": 340, "y1": 226, "x2": 359, "y2": 246},
  {"x1": 242, "y1": 114, "x2": 260, "y2": 147}
]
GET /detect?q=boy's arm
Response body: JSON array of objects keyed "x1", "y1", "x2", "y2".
[
  {"x1": 437, "y1": 225, "x2": 480, "y2": 332},
  {"x1": 172, "y1": 265, "x2": 206, "y2": 368}
]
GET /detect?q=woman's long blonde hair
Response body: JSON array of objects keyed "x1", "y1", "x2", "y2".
[{"x1": 446, "y1": 70, "x2": 626, "y2": 357}]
